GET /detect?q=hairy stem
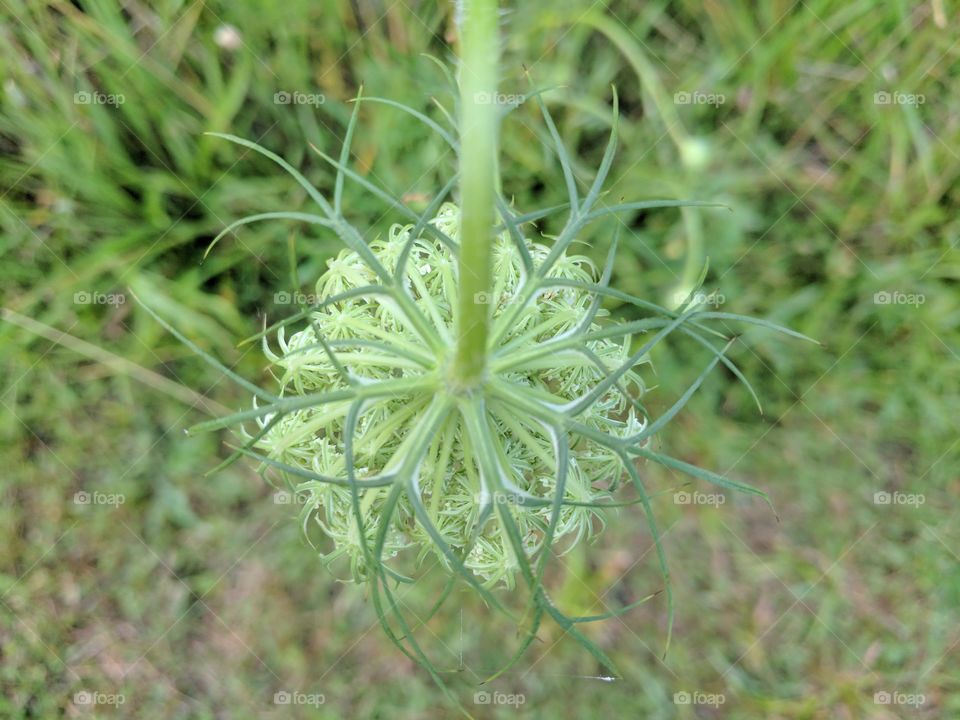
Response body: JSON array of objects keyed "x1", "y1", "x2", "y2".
[{"x1": 451, "y1": 0, "x2": 499, "y2": 389}]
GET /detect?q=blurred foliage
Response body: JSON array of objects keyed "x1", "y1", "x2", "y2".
[{"x1": 1, "y1": 0, "x2": 958, "y2": 717}]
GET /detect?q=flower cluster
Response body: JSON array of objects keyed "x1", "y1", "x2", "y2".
[{"x1": 255, "y1": 203, "x2": 648, "y2": 587}]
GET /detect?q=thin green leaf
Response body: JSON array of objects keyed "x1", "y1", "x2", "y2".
[
  {"x1": 619, "y1": 450, "x2": 674, "y2": 655},
  {"x1": 336, "y1": 85, "x2": 364, "y2": 214},
  {"x1": 132, "y1": 290, "x2": 278, "y2": 403},
  {"x1": 631, "y1": 446, "x2": 776, "y2": 514},
  {"x1": 529, "y1": 86, "x2": 579, "y2": 218},
  {"x1": 359, "y1": 96, "x2": 458, "y2": 150},
  {"x1": 206, "y1": 132, "x2": 391, "y2": 280},
  {"x1": 203, "y1": 212, "x2": 335, "y2": 260},
  {"x1": 307, "y1": 144, "x2": 459, "y2": 254},
  {"x1": 579, "y1": 86, "x2": 619, "y2": 216}
]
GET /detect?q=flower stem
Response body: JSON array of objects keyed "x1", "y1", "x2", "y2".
[{"x1": 451, "y1": 0, "x2": 499, "y2": 390}]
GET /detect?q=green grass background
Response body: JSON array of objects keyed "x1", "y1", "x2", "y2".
[{"x1": 1, "y1": 1, "x2": 957, "y2": 717}]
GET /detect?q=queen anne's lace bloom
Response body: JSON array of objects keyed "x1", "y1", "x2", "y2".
[{"x1": 255, "y1": 203, "x2": 648, "y2": 587}]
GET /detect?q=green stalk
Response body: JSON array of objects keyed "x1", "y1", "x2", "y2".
[{"x1": 451, "y1": 0, "x2": 499, "y2": 390}]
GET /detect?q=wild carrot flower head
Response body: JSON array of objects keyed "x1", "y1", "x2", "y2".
[
  {"x1": 141, "y1": 85, "x2": 809, "y2": 692},
  {"x1": 256, "y1": 202, "x2": 648, "y2": 587}
]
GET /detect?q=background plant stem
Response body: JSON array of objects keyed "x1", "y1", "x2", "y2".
[{"x1": 452, "y1": 0, "x2": 498, "y2": 389}]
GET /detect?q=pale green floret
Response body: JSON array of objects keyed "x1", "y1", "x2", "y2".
[{"x1": 254, "y1": 203, "x2": 649, "y2": 587}]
